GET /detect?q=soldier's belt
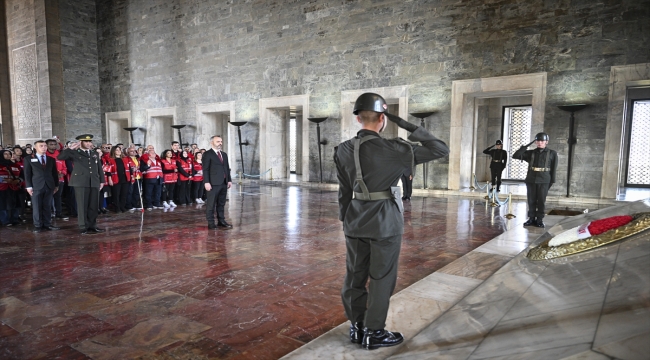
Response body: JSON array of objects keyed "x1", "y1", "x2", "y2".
[
  {"x1": 353, "y1": 190, "x2": 393, "y2": 201},
  {"x1": 532, "y1": 167, "x2": 550, "y2": 171},
  {"x1": 492, "y1": 160, "x2": 502, "y2": 162}
]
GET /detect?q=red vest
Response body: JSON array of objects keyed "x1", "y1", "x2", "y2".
[
  {"x1": 0, "y1": 165, "x2": 11, "y2": 191},
  {"x1": 161, "y1": 159, "x2": 178, "y2": 183},
  {"x1": 143, "y1": 157, "x2": 163, "y2": 180},
  {"x1": 103, "y1": 157, "x2": 116, "y2": 184},
  {"x1": 192, "y1": 161, "x2": 203, "y2": 182},
  {"x1": 178, "y1": 158, "x2": 192, "y2": 181},
  {"x1": 46, "y1": 149, "x2": 67, "y2": 182},
  {"x1": 125, "y1": 156, "x2": 141, "y2": 181}
]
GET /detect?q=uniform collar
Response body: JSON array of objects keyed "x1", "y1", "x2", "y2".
[{"x1": 357, "y1": 129, "x2": 380, "y2": 137}]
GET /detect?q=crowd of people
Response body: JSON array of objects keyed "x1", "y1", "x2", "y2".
[{"x1": 0, "y1": 138, "x2": 211, "y2": 228}]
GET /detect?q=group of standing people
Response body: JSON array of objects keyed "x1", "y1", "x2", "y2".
[{"x1": 1, "y1": 134, "x2": 234, "y2": 234}]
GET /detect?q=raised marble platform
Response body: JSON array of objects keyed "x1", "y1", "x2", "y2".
[{"x1": 282, "y1": 199, "x2": 650, "y2": 359}]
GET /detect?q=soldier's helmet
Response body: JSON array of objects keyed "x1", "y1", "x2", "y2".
[
  {"x1": 353, "y1": 93, "x2": 388, "y2": 115},
  {"x1": 535, "y1": 132, "x2": 549, "y2": 141},
  {"x1": 495, "y1": 140, "x2": 503, "y2": 145}
]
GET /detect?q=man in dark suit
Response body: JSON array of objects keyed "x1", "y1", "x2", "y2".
[
  {"x1": 57, "y1": 134, "x2": 105, "y2": 234},
  {"x1": 24, "y1": 140, "x2": 60, "y2": 232},
  {"x1": 203, "y1": 135, "x2": 232, "y2": 229}
]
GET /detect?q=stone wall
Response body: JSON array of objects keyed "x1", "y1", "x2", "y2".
[
  {"x1": 59, "y1": 0, "x2": 101, "y2": 141},
  {"x1": 5, "y1": 0, "x2": 650, "y2": 197},
  {"x1": 89, "y1": 0, "x2": 649, "y2": 195}
]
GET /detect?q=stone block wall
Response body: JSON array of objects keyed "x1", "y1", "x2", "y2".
[
  {"x1": 72, "y1": 0, "x2": 650, "y2": 195},
  {"x1": 6, "y1": 0, "x2": 650, "y2": 197},
  {"x1": 59, "y1": 0, "x2": 101, "y2": 141}
]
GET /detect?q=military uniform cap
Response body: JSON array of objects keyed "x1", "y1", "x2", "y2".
[
  {"x1": 495, "y1": 139, "x2": 503, "y2": 145},
  {"x1": 76, "y1": 134, "x2": 94, "y2": 141}
]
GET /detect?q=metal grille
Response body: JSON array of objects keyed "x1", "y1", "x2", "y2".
[
  {"x1": 505, "y1": 107, "x2": 532, "y2": 180},
  {"x1": 627, "y1": 100, "x2": 650, "y2": 185},
  {"x1": 289, "y1": 118, "x2": 296, "y2": 173}
]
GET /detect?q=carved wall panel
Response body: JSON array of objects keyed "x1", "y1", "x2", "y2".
[{"x1": 12, "y1": 44, "x2": 40, "y2": 140}]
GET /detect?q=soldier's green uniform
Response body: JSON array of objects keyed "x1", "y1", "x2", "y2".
[
  {"x1": 334, "y1": 93, "x2": 449, "y2": 350},
  {"x1": 57, "y1": 134, "x2": 104, "y2": 233},
  {"x1": 512, "y1": 132, "x2": 558, "y2": 227}
]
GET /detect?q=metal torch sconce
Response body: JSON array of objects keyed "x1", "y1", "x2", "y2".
[
  {"x1": 557, "y1": 104, "x2": 587, "y2": 198},
  {"x1": 308, "y1": 117, "x2": 328, "y2": 183},
  {"x1": 123, "y1": 127, "x2": 141, "y2": 147},
  {"x1": 409, "y1": 111, "x2": 436, "y2": 189},
  {"x1": 229, "y1": 121, "x2": 248, "y2": 174}
]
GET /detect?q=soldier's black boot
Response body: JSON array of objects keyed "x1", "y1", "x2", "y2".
[
  {"x1": 349, "y1": 321, "x2": 364, "y2": 344},
  {"x1": 523, "y1": 218, "x2": 536, "y2": 226},
  {"x1": 362, "y1": 328, "x2": 404, "y2": 350},
  {"x1": 535, "y1": 219, "x2": 545, "y2": 227}
]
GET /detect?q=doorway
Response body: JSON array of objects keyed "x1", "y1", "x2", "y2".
[
  {"x1": 502, "y1": 105, "x2": 532, "y2": 180},
  {"x1": 105, "y1": 111, "x2": 132, "y2": 146},
  {"x1": 624, "y1": 97, "x2": 650, "y2": 187}
]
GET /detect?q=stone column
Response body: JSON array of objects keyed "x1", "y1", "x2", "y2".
[
  {"x1": 0, "y1": 0, "x2": 13, "y2": 145},
  {"x1": 5, "y1": 0, "x2": 65, "y2": 144}
]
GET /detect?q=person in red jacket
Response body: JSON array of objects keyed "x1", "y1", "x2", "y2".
[
  {"x1": 176, "y1": 150, "x2": 192, "y2": 205},
  {"x1": 0, "y1": 150, "x2": 22, "y2": 226},
  {"x1": 99, "y1": 143, "x2": 113, "y2": 213},
  {"x1": 46, "y1": 138, "x2": 68, "y2": 220},
  {"x1": 124, "y1": 147, "x2": 142, "y2": 211},
  {"x1": 160, "y1": 149, "x2": 178, "y2": 209},
  {"x1": 191, "y1": 152, "x2": 204, "y2": 204},
  {"x1": 108, "y1": 146, "x2": 131, "y2": 213},
  {"x1": 140, "y1": 146, "x2": 163, "y2": 211}
]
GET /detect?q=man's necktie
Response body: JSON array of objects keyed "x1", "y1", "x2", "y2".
[
  {"x1": 40, "y1": 155, "x2": 45, "y2": 166},
  {"x1": 217, "y1": 151, "x2": 223, "y2": 163}
]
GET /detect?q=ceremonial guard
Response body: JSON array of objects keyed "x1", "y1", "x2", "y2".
[
  {"x1": 483, "y1": 139, "x2": 508, "y2": 192},
  {"x1": 334, "y1": 93, "x2": 449, "y2": 350},
  {"x1": 513, "y1": 132, "x2": 558, "y2": 228},
  {"x1": 57, "y1": 134, "x2": 105, "y2": 234}
]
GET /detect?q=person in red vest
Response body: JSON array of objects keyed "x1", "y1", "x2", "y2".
[
  {"x1": 46, "y1": 137, "x2": 69, "y2": 220},
  {"x1": 191, "y1": 152, "x2": 204, "y2": 204},
  {"x1": 108, "y1": 146, "x2": 131, "y2": 213},
  {"x1": 0, "y1": 149, "x2": 24, "y2": 227},
  {"x1": 140, "y1": 146, "x2": 164, "y2": 211},
  {"x1": 176, "y1": 150, "x2": 192, "y2": 205},
  {"x1": 160, "y1": 149, "x2": 178, "y2": 209},
  {"x1": 124, "y1": 147, "x2": 143, "y2": 211}
]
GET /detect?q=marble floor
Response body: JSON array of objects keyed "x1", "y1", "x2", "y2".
[
  {"x1": 0, "y1": 184, "x2": 635, "y2": 359},
  {"x1": 1, "y1": 184, "x2": 536, "y2": 359},
  {"x1": 284, "y1": 200, "x2": 650, "y2": 360}
]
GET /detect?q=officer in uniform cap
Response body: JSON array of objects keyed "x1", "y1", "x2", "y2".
[
  {"x1": 334, "y1": 93, "x2": 449, "y2": 350},
  {"x1": 57, "y1": 134, "x2": 105, "y2": 234},
  {"x1": 483, "y1": 139, "x2": 508, "y2": 192},
  {"x1": 513, "y1": 132, "x2": 558, "y2": 227}
]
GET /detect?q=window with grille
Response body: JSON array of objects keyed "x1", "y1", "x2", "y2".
[
  {"x1": 502, "y1": 106, "x2": 532, "y2": 180},
  {"x1": 626, "y1": 100, "x2": 650, "y2": 186},
  {"x1": 289, "y1": 117, "x2": 296, "y2": 173}
]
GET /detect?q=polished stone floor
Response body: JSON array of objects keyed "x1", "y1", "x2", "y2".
[
  {"x1": 284, "y1": 200, "x2": 650, "y2": 360},
  {"x1": 0, "y1": 184, "x2": 540, "y2": 359}
]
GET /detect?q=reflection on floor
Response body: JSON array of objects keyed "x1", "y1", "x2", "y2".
[
  {"x1": 284, "y1": 200, "x2": 650, "y2": 360},
  {"x1": 0, "y1": 185, "x2": 526, "y2": 359},
  {"x1": 617, "y1": 187, "x2": 650, "y2": 202},
  {"x1": 2, "y1": 185, "x2": 643, "y2": 359}
]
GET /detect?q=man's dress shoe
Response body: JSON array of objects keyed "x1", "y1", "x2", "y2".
[
  {"x1": 362, "y1": 328, "x2": 404, "y2": 350},
  {"x1": 217, "y1": 222, "x2": 233, "y2": 229},
  {"x1": 350, "y1": 322, "x2": 364, "y2": 344},
  {"x1": 535, "y1": 220, "x2": 545, "y2": 227},
  {"x1": 208, "y1": 224, "x2": 217, "y2": 230},
  {"x1": 523, "y1": 218, "x2": 536, "y2": 227},
  {"x1": 87, "y1": 227, "x2": 105, "y2": 233},
  {"x1": 43, "y1": 226, "x2": 60, "y2": 231}
]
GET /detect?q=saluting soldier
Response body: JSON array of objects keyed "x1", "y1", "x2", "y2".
[
  {"x1": 483, "y1": 139, "x2": 508, "y2": 192},
  {"x1": 513, "y1": 132, "x2": 558, "y2": 228},
  {"x1": 57, "y1": 134, "x2": 105, "y2": 234},
  {"x1": 334, "y1": 93, "x2": 449, "y2": 350}
]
